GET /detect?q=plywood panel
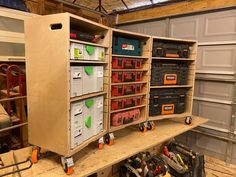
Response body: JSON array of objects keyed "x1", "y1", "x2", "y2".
[
  {"x1": 0, "y1": 116, "x2": 207, "y2": 177},
  {"x1": 25, "y1": 13, "x2": 70, "y2": 156},
  {"x1": 193, "y1": 100, "x2": 232, "y2": 132}
]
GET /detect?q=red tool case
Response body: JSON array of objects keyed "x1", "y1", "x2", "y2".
[
  {"x1": 111, "y1": 109, "x2": 141, "y2": 126},
  {"x1": 111, "y1": 84, "x2": 143, "y2": 97},
  {"x1": 112, "y1": 71, "x2": 144, "y2": 83},
  {"x1": 112, "y1": 57, "x2": 143, "y2": 69},
  {"x1": 111, "y1": 96, "x2": 143, "y2": 110}
]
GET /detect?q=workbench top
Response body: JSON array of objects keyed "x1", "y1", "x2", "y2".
[{"x1": 0, "y1": 116, "x2": 207, "y2": 177}]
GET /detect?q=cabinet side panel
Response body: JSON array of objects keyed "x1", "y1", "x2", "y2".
[{"x1": 25, "y1": 14, "x2": 70, "y2": 156}]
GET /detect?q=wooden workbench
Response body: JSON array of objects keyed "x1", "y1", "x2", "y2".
[{"x1": 0, "y1": 116, "x2": 207, "y2": 177}]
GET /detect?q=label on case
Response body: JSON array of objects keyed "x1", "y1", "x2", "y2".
[
  {"x1": 162, "y1": 104, "x2": 174, "y2": 115},
  {"x1": 122, "y1": 43, "x2": 134, "y2": 51},
  {"x1": 164, "y1": 74, "x2": 177, "y2": 85},
  {"x1": 73, "y1": 72, "x2": 81, "y2": 79}
]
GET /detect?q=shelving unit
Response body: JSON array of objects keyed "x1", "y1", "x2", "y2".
[
  {"x1": 108, "y1": 29, "x2": 152, "y2": 132},
  {"x1": 148, "y1": 36, "x2": 197, "y2": 121},
  {"x1": 0, "y1": 7, "x2": 35, "y2": 149},
  {"x1": 25, "y1": 13, "x2": 111, "y2": 168}
]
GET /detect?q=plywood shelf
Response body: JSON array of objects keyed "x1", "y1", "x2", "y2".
[
  {"x1": 70, "y1": 91, "x2": 106, "y2": 102},
  {"x1": 0, "y1": 56, "x2": 25, "y2": 62},
  {"x1": 152, "y1": 36, "x2": 197, "y2": 43},
  {"x1": 0, "y1": 96, "x2": 27, "y2": 103},
  {"x1": 112, "y1": 69, "x2": 148, "y2": 72},
  {"x1": 70, "y1": 60, "x2": 107, "y2": 64},
  {"x1": 112, "y1": 54, "x2": 149, "y2": 59},
  {"x1": 111, "y1": 81, "x2": 148, "y2": 86},
  {"x1": 150, "y1": 85, "x2": 192, "y2": 89},
  {"x1": 110, "y1": 104, "x2": 146, "y2": 114},
  {"x1": 9, "y1": 116, "x2": 207, "y2": 177},
  {"x1": 152, "y1": 57, "x2": 194, "y2": 61},
  {"x1": 149, "y1": 112, "x2": 191, "y2": 121},
  {"x1": 70, "y1": 39, "x2": 109, "y2": 48},
  {"x1": 110, "y1": 117, "x2": 146, "y2": 132},
  {"x1": 111, "y1": 93, "x2": 147, "y2": 100}
]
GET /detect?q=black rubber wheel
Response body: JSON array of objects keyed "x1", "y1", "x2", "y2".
[
  {"x1": 185, "y1": 116, "x2": 192, "y2": 125},
  {"x1": 139, "y1": 125, "x2": 145, "y2": 132},
  {"x1": 104, "y1": 134, "x2": 110, "y2": 145},
  {"x1": 147, "y1": 122, "x2": 152, "y2": 131}
]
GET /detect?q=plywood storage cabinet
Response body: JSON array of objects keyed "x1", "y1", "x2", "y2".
[
  {"x1": 149, "y1": 37, "x2": 197, "y2": 121},
  {"x1": 109, "y1": 29, "x2": 151, "y2": 132},
  {"x1": 25, "y1": 13, "x2": 110, "y2": 157}
]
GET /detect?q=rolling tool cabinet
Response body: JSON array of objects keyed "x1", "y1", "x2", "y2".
[
  {"x1": 149, "y1": 37, "x2": 197, "y2": 123},
  {"x1": 25, "y1": 13, "x2": 110, "y2": 174},
  {"x1": 108, "y1": 29, "x2": 152, "y2": 133}
]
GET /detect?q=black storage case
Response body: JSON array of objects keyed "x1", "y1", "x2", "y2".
[
  {"x1": 151, "y1": 62, "x2": 189, "y2": 86},
  {"x1": 149, "y1": 88, "x2": 187, "y2": 116},
  {"x1": 153, "y1": 41, "x2": 190, "y2": 58}
]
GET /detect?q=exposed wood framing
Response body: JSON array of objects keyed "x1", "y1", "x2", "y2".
[
  {"x1": 116, "y1": 0, "x2": 236, "y2": 25},
  {"x1": 24, "y1": 0, "x2": 114, "y2": 26}
]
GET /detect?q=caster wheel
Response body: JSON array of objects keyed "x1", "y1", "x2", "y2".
[
  {"x1": 147, "y1": 121, "x2": 155, "y2": 131},
  {"x1": 98, "y1": 137, "x2": 104, "y2": 150},
  {"x1": 185, "y1": 116, "x2": 192, "y2": 125},
  {"x1": 105, "y1": 133, "x2": 114, "y2": 146},
  {"x1": 64, "y1": 164, "x2": 74, "y2": 175},
  {"x1": 31, "y1": 146, "x2": 40, "y2": 163},
  {"x1": 139, "y1": 125, "x2": 147, "y2": 133},
  {"x1": 61, "y1": 157, "x2": 74, "y2": 175}
]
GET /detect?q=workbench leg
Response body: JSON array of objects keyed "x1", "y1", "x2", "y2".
[{"x1": 61, "y1": 156, "x2": 74, "y2": 175}]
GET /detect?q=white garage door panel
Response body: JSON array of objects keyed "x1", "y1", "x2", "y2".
[
  {"x1": 194, "y1": 80, "x2": 234, "y2": 101},
  {"x1": 169, "y1": 16, "x2": 199, "y2": 39},
  {"x1": 200, "y1": 11, "x2": 236, "y2": 42},
  {"x1": 197, "y1": 45, "x2": 236, "y2": 73},
  {"x1": 142, "y1": 20, "x2": 166, "y2": 36},
  {"x1": 188, "y1": 131, "x2": 227, "y2": 161},
  {"x1": 118, "y1": 20, "x2": 167, "y2": 37},
  {"x1": 193, "y1": 100, "x2": 232, "y2": 132},
  {"x1": 170, "y1": 9, "x2": 236, "y2": 42}
]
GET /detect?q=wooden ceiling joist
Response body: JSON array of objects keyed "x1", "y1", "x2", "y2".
[{"x1": 116, "y1": 0, "x2": 236, "y2": 25}]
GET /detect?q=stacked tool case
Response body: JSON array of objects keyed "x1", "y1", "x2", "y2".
[
  {"x1": 25, "y1": 13, "x2": 110, "y2": 161},
  {"x1": 149, "y1": 37, "x2": 197, "y2": 120},
  {"x1": 109, "y1": 29, "x2": 151, "y2": 132}
]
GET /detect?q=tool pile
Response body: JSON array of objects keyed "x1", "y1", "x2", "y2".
[{"x1": 119, "y1": 141, "x2": 206, "y2": 177}]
